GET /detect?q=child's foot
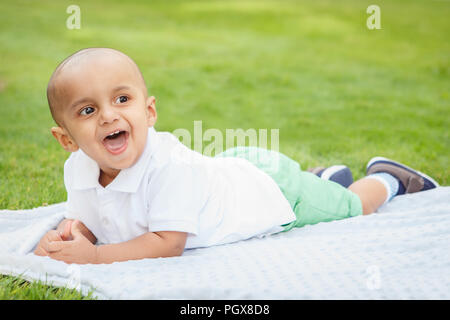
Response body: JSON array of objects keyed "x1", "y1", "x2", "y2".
[
  {"x1": 308, "y1": 165, "x2": 354, "y2": 188},
  {"x1": 366, "y1": 156, "x2": 439, "y2": 194}
]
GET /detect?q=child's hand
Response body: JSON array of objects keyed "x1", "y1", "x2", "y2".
[
  {"x1": 47, "y1": 220, "x2": 98, "y2": 264},
  {"x1": 34, "y1": 219, "x2": 74, "y2": 256},
  {"x1": 34, "y1": 229, "x2": 64, "y2": 256}
]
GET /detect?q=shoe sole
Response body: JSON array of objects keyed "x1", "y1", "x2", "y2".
[
  {"x1": 366, "y1": 156, "x2": 440, "y2": 188},
  {"x1": 320, "y1": 165, "x2": 348, "y2": 180},
  {"x1": 320, "y1": 165, "x2": 353, "y2": 188}
]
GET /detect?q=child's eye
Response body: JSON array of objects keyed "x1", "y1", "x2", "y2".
[
  {"x1": 115, "y1": 96, "x2": 128, "y2": 104},
  {"x1": 80, "y1": 106, "x2": 95, "y2": 116}
]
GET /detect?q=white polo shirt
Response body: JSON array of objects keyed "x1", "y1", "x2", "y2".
[{"x1": 63, "y1": 127, "x2": 296, "y2": 249}]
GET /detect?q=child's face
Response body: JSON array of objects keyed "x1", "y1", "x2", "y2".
[{"x1": 51, "y1": 52, "x2": 157, "y2": 178}]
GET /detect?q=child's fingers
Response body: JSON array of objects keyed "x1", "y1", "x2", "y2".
[
  {"x1": 71, "y1": 220, "x2": 84, "y2": 238},
  {"x1": 46, "y1": 239, "x2": 70, "y2": 253},
  {"x1": 46, "y1": 230, "x2": 63, "y2": 242},
  {"x1": 48, "y1": 252, "x2": 72, "y2": 264},
  {"x1": 34, "y1": 246, "x2": 48, "y2": 256},
  {"x1": 48, "y1": 251, "x2": 64, "y2": 262},
  {"x1": 62, "y1": 220, "x2": 73, "y2": 240}
]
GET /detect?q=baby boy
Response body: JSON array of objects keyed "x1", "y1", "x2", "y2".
[{"x1": 34, "y1": 48, "x2": 439, "y2": 264}]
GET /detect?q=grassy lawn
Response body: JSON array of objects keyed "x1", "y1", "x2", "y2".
[
  {"x1": 0, "y1": 274, "x2": 96, "y2": 300},
  {"x1": 0, "y1": 0, "x2": 448, "y2": 299}
]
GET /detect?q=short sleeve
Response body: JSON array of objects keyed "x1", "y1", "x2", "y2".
[
  {"x1": 63, "y1": 155, "x2": 77, "y2": 220},
  {"x1": 146, "y1": 161, "x2": 211, "y2": 235},
  {"x1": 64, "y1": 192, "x2": 79, "y2": 220}
]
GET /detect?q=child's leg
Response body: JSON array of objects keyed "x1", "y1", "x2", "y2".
[
  {"x1": 348, "y1": 178, "x2": 388, "y2": 215},
  {"x1": 349, "y1": 157, "x2": 439, "y2": 215}
]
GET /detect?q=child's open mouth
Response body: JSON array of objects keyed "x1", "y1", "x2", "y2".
[{"x1": 102, "y1": 130, "x2": 129, "y2": 155}]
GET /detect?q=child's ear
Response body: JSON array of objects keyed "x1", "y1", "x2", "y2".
[
  {"x1": 145, "y1": 96, "x2": 157, "y2": 127},
  {"x1": 51, "y1": 126, "x2": 79, "y2": 152}
]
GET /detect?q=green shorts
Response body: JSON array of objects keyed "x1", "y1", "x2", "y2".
[{"x1": 215, "y1": 146, "x2": 363, "y2": 231}]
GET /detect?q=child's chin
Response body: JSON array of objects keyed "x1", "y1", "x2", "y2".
[{"x1": 108, "y1": 153, "x2": 138, "y2": 170}]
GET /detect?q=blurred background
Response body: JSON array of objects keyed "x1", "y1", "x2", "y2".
[{"x1": 0, "y1": 0, "x2": 449, "y2": 210}]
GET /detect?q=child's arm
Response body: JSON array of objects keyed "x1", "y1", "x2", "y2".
[
  {"x1": 47, "y1": 220, "x2": 187, "y2": 264},
  {"x1": 95, "y1": 231, "x2": 187, "y2": 264}
]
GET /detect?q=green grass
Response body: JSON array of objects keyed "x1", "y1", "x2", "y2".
[
  {"x1": 0, "y1": 274, "x2": 97, "y2": 300},
  {"x1": 0, "y1": 0, "x2": 448, "y2": 299}
]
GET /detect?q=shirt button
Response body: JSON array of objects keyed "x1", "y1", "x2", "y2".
[{"x1": 102, "y1": 217, "x2": 109, "y2": 225}]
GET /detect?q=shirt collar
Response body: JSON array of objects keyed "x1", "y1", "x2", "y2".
[{"x1": 72, "y1": 126, "x2": 160, "y2": 193}]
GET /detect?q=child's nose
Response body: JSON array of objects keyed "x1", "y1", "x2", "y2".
[{"x1": 99, "y1": 105, "x2": 119, "y2": 125}]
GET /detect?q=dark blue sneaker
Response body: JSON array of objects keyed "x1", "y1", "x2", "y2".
[
  {"x1": 308, "y1": 165, "x2": 354, "y2": 188},
  {"x1": 366, "y1": 156, "x2": 439, "y2": 194}
]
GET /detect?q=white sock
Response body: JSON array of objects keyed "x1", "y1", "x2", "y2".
[{"x1": 364, "y1": 172, "x2": 399, "y2": 204}]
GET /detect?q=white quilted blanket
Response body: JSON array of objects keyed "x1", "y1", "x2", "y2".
[{"x1": 0, "y1": 187, "x2": 449, "y2": 299}]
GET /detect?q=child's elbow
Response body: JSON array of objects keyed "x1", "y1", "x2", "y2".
[
  {"x1": 159, "y1": 232, "x2": 187, "y2": 257},
  {"x1": 172, "y1": 246, "x2": 184, "y2": 257},
  {"x1": 155, "y1": 231, "x2": 187, "y2": 258},
  {"x1": 170, "y1": 240, "x2": 185, "y2": 257},
  {"x1": 158, "y1": 243, "x2": 184, "y2": 258}
]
